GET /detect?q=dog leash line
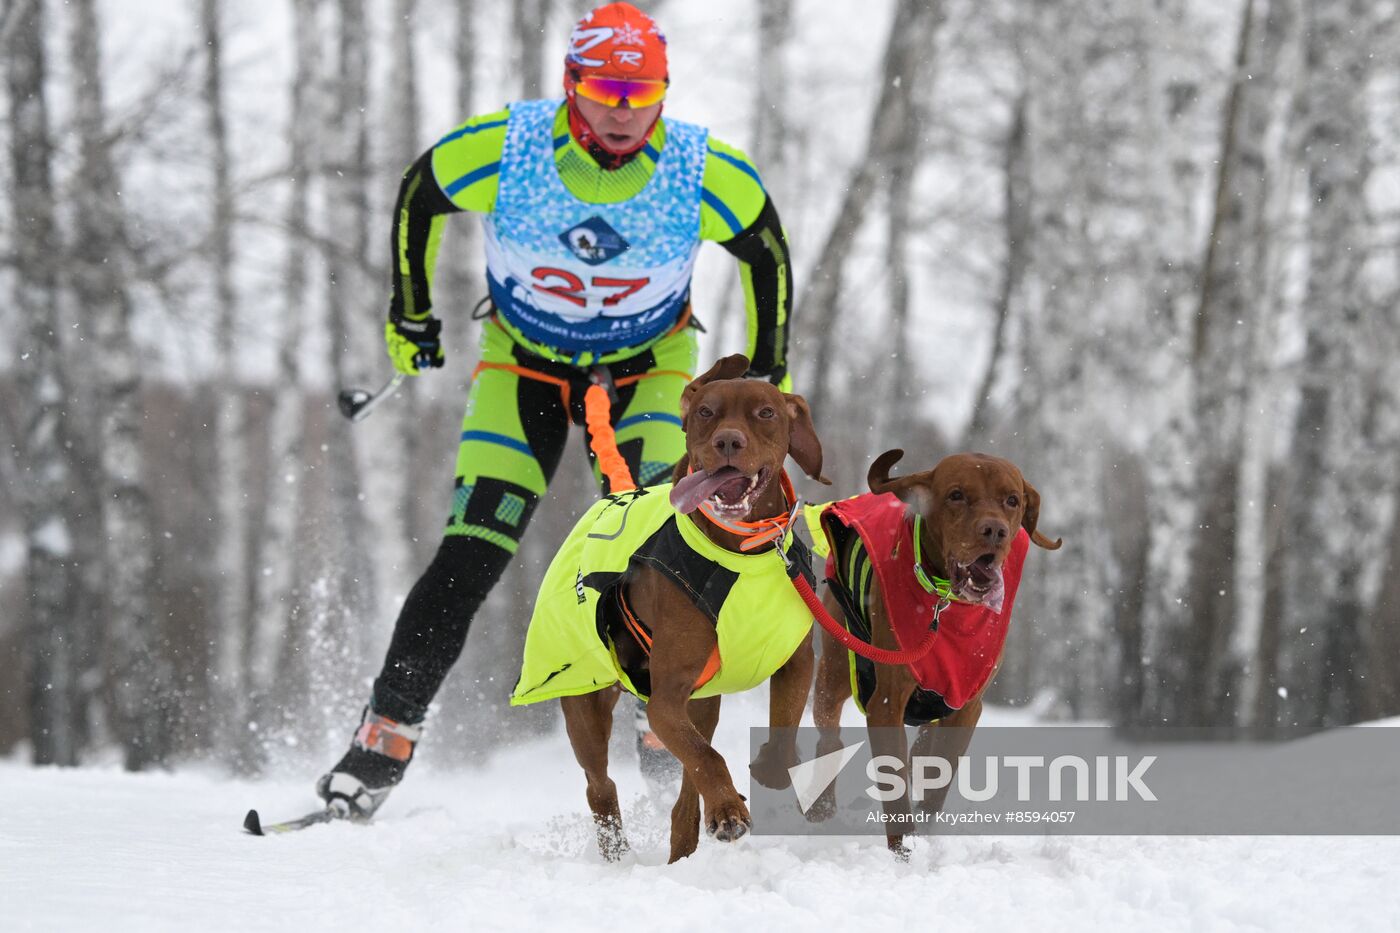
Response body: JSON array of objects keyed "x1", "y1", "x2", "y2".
[{"x1": 776, "y1": 518, "x2": 950, "y2": 666}]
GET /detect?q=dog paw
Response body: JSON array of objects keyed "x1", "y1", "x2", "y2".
[
  {"x1": 706, "y1": 800, "x2": 751, "y2": 843},
  {"x1": 888, "y1": 836, "x2": 912, "y2": 862},
  {"x1": 803, "y1": 788, "x2": 837, "y2": 824},
  {"x1": 598, "y1": 831, "x2": 631, "y2": 862},
  {"x1": 595, "y1": 816, "x2": 630, "y2": 862},
  {"x1": 749, "y1": 742, "x2": 798, "y2": 790}
]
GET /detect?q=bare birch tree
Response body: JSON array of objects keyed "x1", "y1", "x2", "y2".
[
  {"x1": 1277, "y1": 0, "x2": 1380, "y2": 726},
  {"x1": 1129, "y1": 0, "x2": 1236, "y2": 724},
  {"x1": 1228, "y1": 14, "x2": 1306, "y2": 726},
  {"x1": 1364, "y1": 41, "x2": 1400, "y2": 714},
  {"x1": 312, "y1": 0, "x2": 381, "y2": 670},
  {"x1": 965, "y1": 90, "x2": 1029, "y2": 442},
  {"x1": 799, "y1": 0, "x2": 947, "y2": 423},
  {"x1": 1137, "y1": 0, "x2": 1297, "y2": 726},
  {"x1": 67, "y1": 0, "x2": 172, "y2": 768},
  {"x1": 876, "y1": 2, "x2": 941, "y2": 445},
  {"x1": 200, "y1": 0, "x2": 255, "y2": 765},
  {"x1": 7, "y1": 0, "x2": 89, "y2": 766},
  {"x1": 1004, "y1": 0, "x2": 1125, "y2": 719},
  {"x1": 245, "y1": 0, "x2": 321, "y2": 756}
]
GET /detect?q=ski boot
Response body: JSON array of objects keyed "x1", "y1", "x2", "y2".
[
  {"x1": 634, "y1": 697, "x2": 683, "y2": 796},
  {"x1": 315, "y1": 708, "x2": 421, "y2": 820}
]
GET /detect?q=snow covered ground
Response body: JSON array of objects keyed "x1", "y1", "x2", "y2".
[{"x1": 4, "y1": 702, "x2": 1399, "y2": 932}]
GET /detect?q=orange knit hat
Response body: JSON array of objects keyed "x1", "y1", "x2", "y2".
[{"x1": 564, "y1": 2, "x2": 668, "y2": 82}]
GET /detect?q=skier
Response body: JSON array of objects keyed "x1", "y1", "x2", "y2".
[{"x1": 316, "y1": 1, "x2": 794, "y2": 818}]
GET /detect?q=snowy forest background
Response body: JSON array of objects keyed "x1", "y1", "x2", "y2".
[{"x1": 2, "y1": 0, "x2": 1398, "y2": 773}]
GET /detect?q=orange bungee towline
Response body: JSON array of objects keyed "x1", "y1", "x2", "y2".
[
  {"x1": 583, "y1": 376, "x2": 633, "y2": 492},
  {"x1": 470, "y1": 360, "x2": 691, "y2": 494}
]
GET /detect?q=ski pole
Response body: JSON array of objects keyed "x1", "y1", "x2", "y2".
[{"x1": 337, "y1": 372, "x2": 405, "y2": 423}]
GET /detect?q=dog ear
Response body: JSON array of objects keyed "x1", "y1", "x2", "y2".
[
  {"x1": 1021, "y1": 479, "x2": 1063, "y2": 550},
  {"x1": 784, "y1": 393, "x2": 830, "y2": 484},
  {"x1": 680, "y1": 354, "x2": 751, "y2": 427},
  {"x1": 867, "y1": 449, "x2": 906, "y2": 493},
  {"x1": 868, "y1": 449, "x2": 934, "y2": 515}
]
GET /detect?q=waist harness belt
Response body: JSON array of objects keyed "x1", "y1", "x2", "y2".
[{"x1": 472, "y1": 322, "x2": 692, "y2": 492}]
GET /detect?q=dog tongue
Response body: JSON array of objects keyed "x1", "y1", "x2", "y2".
[
  {"x1": 981, "y1": 576, "x2": 1006, "y2": 614},
  {"x1": 957, "y1": 569, "x2": 1006, "y2": 614},
  {"x1": 670, "y1": 467, "x2": 743, "y2": 514}
]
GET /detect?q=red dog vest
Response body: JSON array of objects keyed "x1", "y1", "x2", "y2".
[{"x1": 822, "y1": 493, "x2": 1028, "y2": 711}]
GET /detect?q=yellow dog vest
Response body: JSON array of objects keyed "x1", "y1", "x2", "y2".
[{"x1": 511, "y1": 485, "x2": 814, "y2": 704}]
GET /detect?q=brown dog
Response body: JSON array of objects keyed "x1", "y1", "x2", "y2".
[
  {"x1": 810, "y1": 450, "x2": 1061, "y2": 856},
  {"x1": 512, "y1": 354, "x2": 829, "y2": 862}
]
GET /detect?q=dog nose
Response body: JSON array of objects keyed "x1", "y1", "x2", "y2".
[
  {"x1": 976, "y1": 518, "x2": 1009, "y2": 545},
  {"x1": 712, "y1": 429, "x2": 747, "y2": 459}
]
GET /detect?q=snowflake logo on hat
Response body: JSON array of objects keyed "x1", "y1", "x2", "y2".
[{"x1": 614, "y1": 22, "x2": 644, "y2": 46}]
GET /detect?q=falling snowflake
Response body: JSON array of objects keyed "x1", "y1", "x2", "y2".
[{"x1": 614, "y1": 22, "x2": 644, "y2": 46}]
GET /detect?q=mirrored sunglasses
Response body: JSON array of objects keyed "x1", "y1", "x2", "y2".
[{"x1": 574, "y1": 75, "x2": 667, "y2": 109}]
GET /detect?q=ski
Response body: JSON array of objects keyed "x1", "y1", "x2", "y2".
[{"x1": 243, "y1": 806, "x2": 343, "y2": 836}]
